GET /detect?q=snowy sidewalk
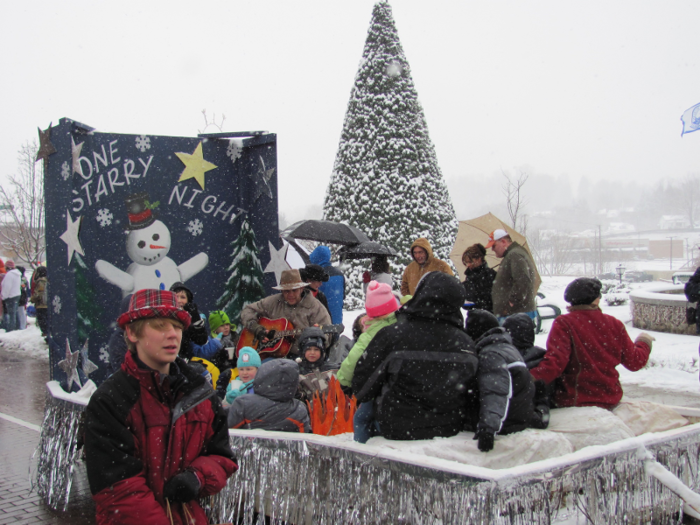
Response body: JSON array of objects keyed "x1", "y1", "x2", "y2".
[{"x1": 0, "y1": 346, "x2": 94, "y2": 524}]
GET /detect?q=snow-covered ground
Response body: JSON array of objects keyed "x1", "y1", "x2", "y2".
[{"x1": 0, "y1": 315, "x2": 48, "y2": 360}]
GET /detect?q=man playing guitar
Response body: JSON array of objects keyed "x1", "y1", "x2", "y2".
[{"x1": 240, "y1": 269, "x2": 332, "y2": 357}]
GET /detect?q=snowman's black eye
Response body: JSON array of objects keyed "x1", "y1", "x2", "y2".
[
  {"x1": 138, "y1": 240, "x2": 146, "y2": 249},
  {"x1": 152, "y1": 233, "x2": 160, "y2": 241}
]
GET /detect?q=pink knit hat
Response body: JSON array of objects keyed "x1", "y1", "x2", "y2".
[{"x1": 365, "y1": 281, "x2": 399, "y2": 318}]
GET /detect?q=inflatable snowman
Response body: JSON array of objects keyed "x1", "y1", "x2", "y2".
[{"x1": 95, "y1": 192, "x2": 208, "y2": 296}]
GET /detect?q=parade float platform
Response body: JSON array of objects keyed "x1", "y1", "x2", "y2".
[{"x1": 37, "y1": 380, "x2": 700, "y2": 524}]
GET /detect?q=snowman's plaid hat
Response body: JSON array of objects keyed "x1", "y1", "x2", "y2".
[{"x1": 117, "y1": 289, "x2": 191, "y2": 330}]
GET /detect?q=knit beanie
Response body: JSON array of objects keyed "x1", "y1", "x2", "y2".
[
  {"x1": 502, "y1": 313, "x2": 536, "y2": 351},
  {"x1": 209, "y1": 310, "x2": 231, "y2": 336},
  {"x1": 298, "y1": 326, "x2": 326, "y2": 353},
  {"x1": 466, "y1": 309, "x2": 500, "y2": 341},
  {"x1": 365, "y1": 281, "x2": 399, "y2": 318},
  {"x1": 564, "y1": 278, "x2": 602, "y2": 306},
  {"x1": 169, "y1": 281, "x2": 193, "y2": 303},
  {"x1": 5, "y1": 259, "x2": 15, "y2": 270},
  {"x1": 237, "y1": 347, "x2": 261, "y2": 369}
]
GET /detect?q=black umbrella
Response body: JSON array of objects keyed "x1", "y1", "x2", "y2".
[
  {"x1": 337, "y1": 241, "x2": 398, "y2": 260},
  {"x1": 281, "y1": 220, "x2": 370, "y2": 246}
]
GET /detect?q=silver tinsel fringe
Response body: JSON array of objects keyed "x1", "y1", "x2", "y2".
[
  {"x1": 34, "y1": 393, "x2": 86, "y2": 511},
  {"x1": 204, "y1": 431, "x2": 700, "y2": 525},
  {"x1": 34, "y1": 389, "x2": 700, "y2": 524}
]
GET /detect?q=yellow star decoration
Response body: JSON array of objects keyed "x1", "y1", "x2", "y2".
[{"x1": 175, "y1": 142, "x2": 217, "y2": 190}]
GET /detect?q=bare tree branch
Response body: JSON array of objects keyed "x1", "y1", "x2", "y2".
[
  {"x1": 502, "y1": 169, "x2": 529, "y2": 231},
  {"x1": 0, "y1": 141, "x2": 45, "y2": 268}
]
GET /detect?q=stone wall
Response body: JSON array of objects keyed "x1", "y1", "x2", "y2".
[{"x1": 630, "y1": 285, "x2": 696, "y2": 335}]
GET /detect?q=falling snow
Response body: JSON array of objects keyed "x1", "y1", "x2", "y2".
[
  {"x1": 53, "y1": 295, "x2": 62, "y2": 314},
  {"x1": 96, "y1": 209, "x2": 113, "y2": 227},
  {"x1": 187, "y1": 218, "x2": 204, "y2": 236},
  {"x1": 135, "y1": 135, "x2": 151, "y2": 152}
]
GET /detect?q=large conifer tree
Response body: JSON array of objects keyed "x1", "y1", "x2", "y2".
[{"x1": 323, "y1": 1, "x2": 457, "y2": 307}]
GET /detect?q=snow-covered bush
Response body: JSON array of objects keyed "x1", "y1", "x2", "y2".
[{"x1": 604, "y1": 283, "x2": 630, "y2": 306}]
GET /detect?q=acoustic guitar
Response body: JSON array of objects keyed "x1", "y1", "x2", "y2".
[{"x1": 236, "y1": 317, "x2": 345, "y2": 359}]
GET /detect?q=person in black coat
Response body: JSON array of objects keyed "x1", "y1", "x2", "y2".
[
  {"x1": 300, "y1": 264, "x2": 331, "y2": 317},
  {"x1": 466, "y1": 309, "x2": 546, "y2": 452},
  {"x1": 685, "y1": 267, "x2": 700, "y2": 381},
  {"x1": 170, "y1": 282, "x2": 208, "y2": 359},
  {"x1": 352, "y1": 272, "x2": 480, "y2": 441},
  {"x1": 461, "y1": 243, "x2": 497, "y2": 312}
]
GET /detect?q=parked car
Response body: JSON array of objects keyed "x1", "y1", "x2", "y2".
[
  {"x1": 672, "y1": 272, "x2": 694, "y2": 285},
  {"x1": 597, "y1": 272, "x2": 618, "y2": 281},
  {"x1": 623, "y1": 271, "x2": 653, "y2": 283}
]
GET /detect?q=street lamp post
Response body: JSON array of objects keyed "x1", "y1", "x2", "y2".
[{"x1": 616, "y1": 263, "x2": 625, "y2": 285}]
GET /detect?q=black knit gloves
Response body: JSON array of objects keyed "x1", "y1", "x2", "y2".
[
  {"x1": 473, "y1": 428, "x2": 495, "y2": 452},
  {"x1": 163, "y1": 470, "x2": 200, "y2": 503}
]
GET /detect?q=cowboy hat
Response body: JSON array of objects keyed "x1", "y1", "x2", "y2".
[{"x1": 272, "y1": 269, "x2": 309, "y2": 290}]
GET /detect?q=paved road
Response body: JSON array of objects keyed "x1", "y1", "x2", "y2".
[{"x1": 0, "y1": 348, "x2": 93, "y2": 524}]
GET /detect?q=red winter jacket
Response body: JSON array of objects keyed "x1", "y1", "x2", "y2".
[
  {"x1": 530, "y1": 305, "x2": 651, "y2": 409},
  {"x1": 85, "y1": 352, "x2": 237, "y2": 524}
]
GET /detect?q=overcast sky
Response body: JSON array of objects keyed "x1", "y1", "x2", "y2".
[{"x1": 3, "y1": 1, "x2": 700, "y2": 224}]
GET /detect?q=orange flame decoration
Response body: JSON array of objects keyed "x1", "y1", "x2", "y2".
[{"x1": 306, "y1": 376, "x2": 357, "y2": 436}]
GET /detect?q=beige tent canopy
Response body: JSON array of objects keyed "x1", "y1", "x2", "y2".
[{"x1": 450, "y1": 212, "x2": 541, "y2": 294}]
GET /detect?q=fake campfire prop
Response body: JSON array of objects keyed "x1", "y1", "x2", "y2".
[{"x1": 306, "y1": 376, "x2": 356, "y2": 436}]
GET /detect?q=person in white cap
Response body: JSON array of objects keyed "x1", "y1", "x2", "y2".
[
  {"x1": 486, "y1": 229, "x2": 537, "y2": 322},
  {"x1": 240, "y1": 269, "x2": 331, "y2": 356}
]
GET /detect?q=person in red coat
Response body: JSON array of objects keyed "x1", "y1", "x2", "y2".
[
  {"x1": 84, "y1": 289, "x2": 237, "y2": 524},
  {"x1": 530, "y1": 278, "x2": 654, "y2": 409}
]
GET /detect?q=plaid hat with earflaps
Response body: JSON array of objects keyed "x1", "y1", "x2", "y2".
[{"x1": 117, "y1": 289, "x2": 191, "y2": 329}]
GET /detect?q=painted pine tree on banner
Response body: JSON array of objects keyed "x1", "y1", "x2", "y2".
[
  {"x1": 74, "y1": 253, "x2": 104, "y2": 343},
  {"x1": 216, "y1": 218, "x2": 265, "y2": 327},
  {"x1": 323, "y1": 0, "x2": 457, "y2": 307}
]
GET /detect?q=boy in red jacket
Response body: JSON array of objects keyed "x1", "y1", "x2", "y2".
[
  {"x1": 530, "y1": 278, "x2": 654, "y2": 409},
  {"x1": 84, "y1": 289, "x2": 237, "y2": 524}
]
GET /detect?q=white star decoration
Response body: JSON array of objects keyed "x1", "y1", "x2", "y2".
[
  {"x1": 58, "y1": 339, "x2": 82, "y2": 391},
  {"x1": 71, "y1": 137, "x2": 84, "y2": 177},
  {"x1": 263, "y1": 241, "x2": 290, "y2": 285},
  {"x1": 80, "y1": 339, "x2": 99, "y2": 377},
  {"x1": 59, "y1": 210, "x2": 84, "y2": 265}
]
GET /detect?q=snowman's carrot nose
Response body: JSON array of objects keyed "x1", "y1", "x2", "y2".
[{"x1": 150, "y1": 244, "x2": 166, "y2": 249}]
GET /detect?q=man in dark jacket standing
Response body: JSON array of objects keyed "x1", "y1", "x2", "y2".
[
  {"x1": 487, "y1": 229, "x2": 538, "y2": 321},
  {"x1": 352, "y1": 272, "x2": 479, "y2": 441},
  {"x1": 84, "y1": 289, "x2": 237, "y2": 524}
]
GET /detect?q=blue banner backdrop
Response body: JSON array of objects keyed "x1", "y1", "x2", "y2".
[{"x1": 43, "y1": 118, "x2": 279, "y2": 388}]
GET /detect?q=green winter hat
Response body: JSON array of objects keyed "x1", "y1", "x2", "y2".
[{"x1": 209, "y1": 310, "x2": 232, "y2": 337}]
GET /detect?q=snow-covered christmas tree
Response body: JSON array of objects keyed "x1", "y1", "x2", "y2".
[
  {"x1": 216, "y1": 218, "x2": 265, "y2": 328},
  {"x1": 323, "y1": 0, "x2": 458, "y2": 308}
]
